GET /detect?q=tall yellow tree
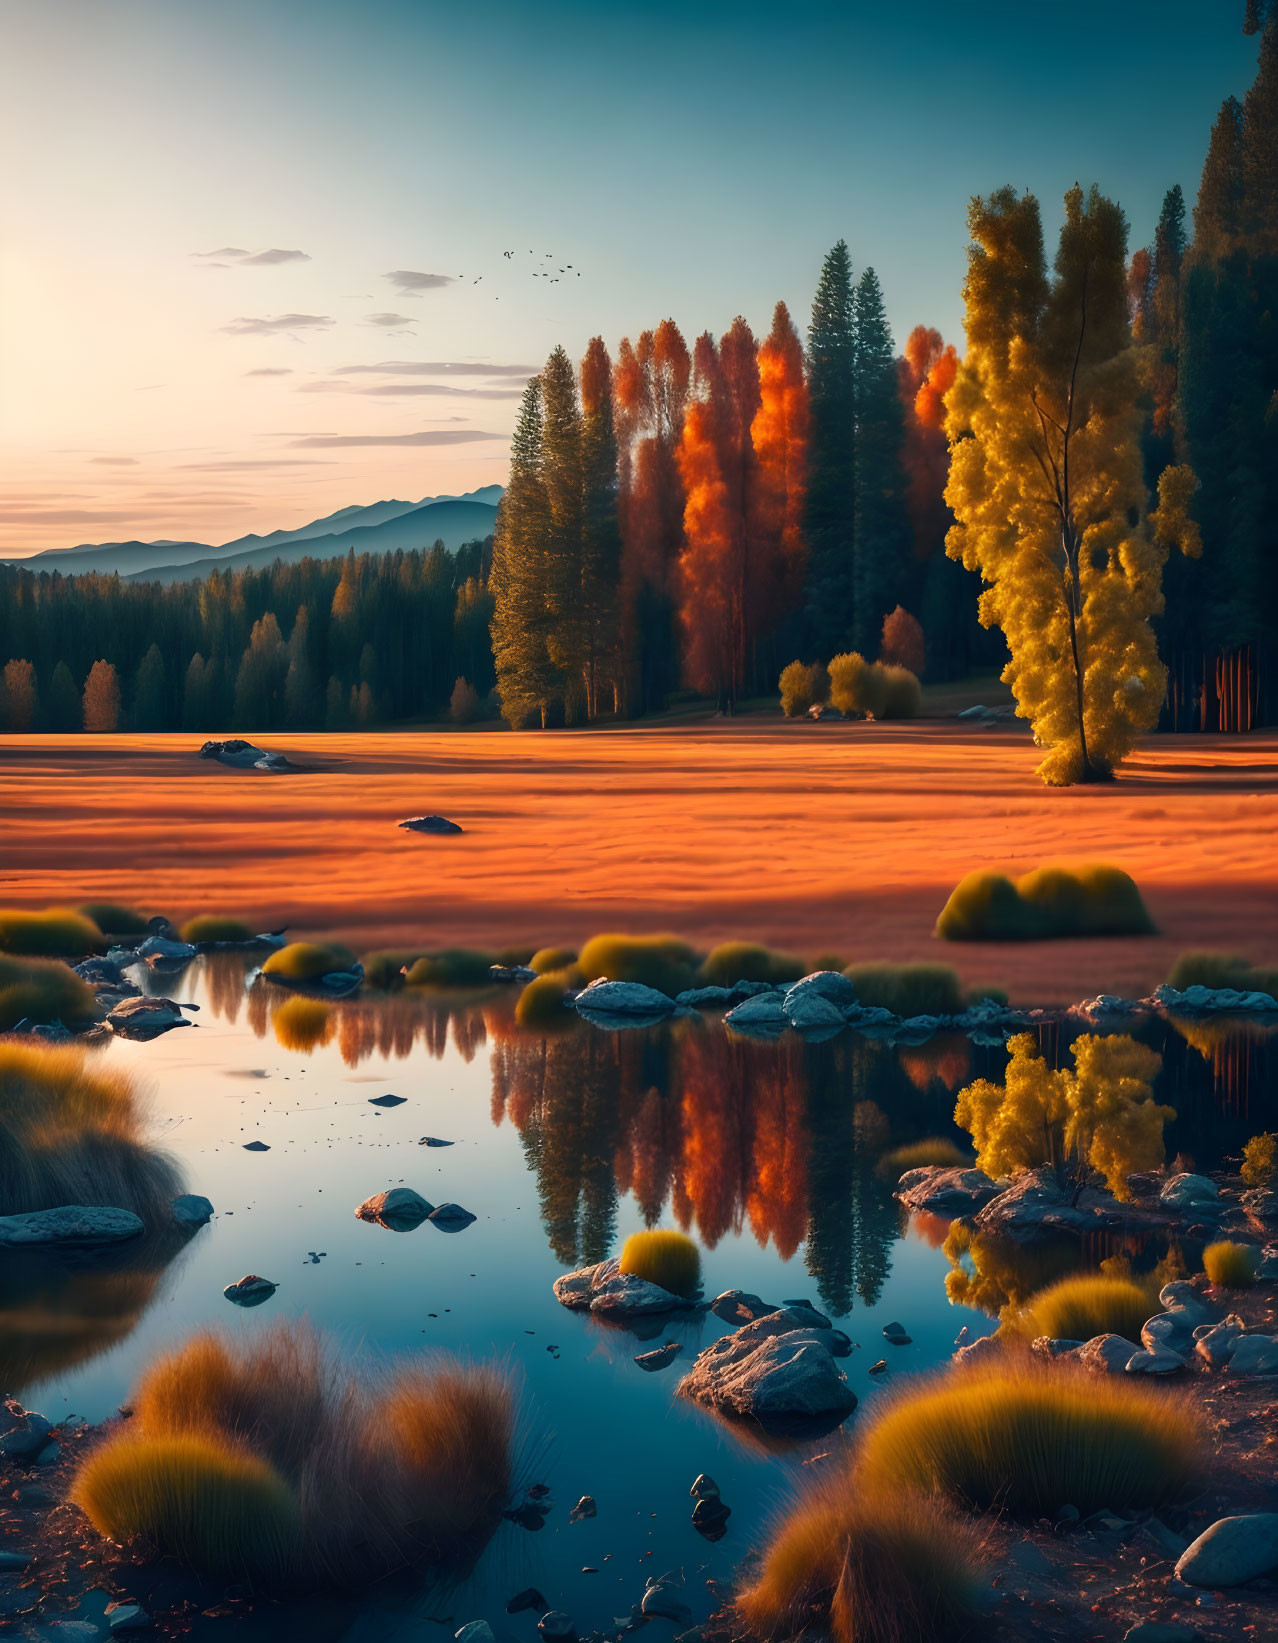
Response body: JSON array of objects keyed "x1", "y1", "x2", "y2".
[{"x1": 945, "y1": 185, "x2": 1200, "y2": 785}]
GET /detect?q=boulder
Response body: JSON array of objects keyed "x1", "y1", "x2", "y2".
[
  {"x1": 554, "y1": 1257, "x2": 694, "y2": 1319},
  {"x1": 399, "y1": 815, "x2": 463, "y2": 835},
  {"x1": 569, "y1": 1495, "x2": 596, "y2": 1522},
  {"x1": 0, "y1": 1205, "x2": 144, "y2": 1249},
  {"x1": 356, "y1": 1187, "x2": 434, "y2": 1230},
  {"x1": 107, "y1": 996, "x2": 190, "y2": 1038},
  {"x1": 676, "y1": 986, "x2": 736, "y2": 1009},
  {"x1": 1030, "y1": 1336, "x2": 1083, "y2": 1359},
  {"x1": 428, "y1": 1202, "x2": 477, "y2": 1231},
  {"x1": 807, "y1": 703, "x2": 843, "y2": 721},
  {"x1": 641, "y1": 1576, "x2": 693, "y2": 1623},
  {"x1": 896, "y1": 1165, "x2": 1003, "y2": 1216},
  {"x1": 223, "y1": 1274, "x2": 277, "y2": 1306},
  {"x1": 1124, "y1": 1347, "x2": 1186, "y2": 1375},
  {"x1": 676, "y1": 1309, "x2": 857, "y2": 1429},
  {"x1": 690, "y1": 1474, "x2": 720, "y2": 1500},
  {"x1": 723, "y1": 993, "x2": 787, "y2": 1035},
  {"x1": 1159, "y1": 1173, "x2": 1219, "y2": 1210},
  {"x1": 491, "y1": 964, "x2": 536, "y2": 983},
  {"x1": 454, "y1": 1625, "x2": 494, "y2": 1643},
  {"x1": 1157, "y1": 1280, "x2": 1222, "y2": 1323},
  {"x1": 782, "y1": 990, "x2": 846, "y2": 1034},
  {"x1": 574, "y1": 980, "x2": 675, "y2": 1022},
  {"x1": 199, "y1": 738, "x2": 291, "y2": 771},
  {"x1": 0, "y1": 1412, "x2": 53, "y2": 1459},
  {"x1": 843, "y1": 1003, "x2": 899, "y2": 1031},
  {"x1": 975, "y1": 1167, "x2": 1169, "y2": 1243},
  {"x1": 1140, "y1": 1313, "x2": 1199, "y2": 1354},
  {"x1": 784, "y1": 971, "x2": 859, "y2": 1010},
  {"x1": 537, "y1": 1614, "x2": 576, "y2": 1642},
  {"x1": 709, "y1": 1289, "x2": 774, "y2": 1324},
  {"x1": 1242, "y1": 1187, "x2": 1278, "y2": 1223},
  {"x1": 1175, "y1": 1513, "x2": 1278, "y2": 1587},
  {"x1": 1153, "y1": 982, "x2": 1278, "y2": 1015},
  {"x1": 1194, "y1": 1316, "x2": 1246, "y2": 1366},
  {"x1": 1079, "y1": 1333, "x2": 1143, "y2": 1374},
  {"x1": 881, "y1": 1321, "x2": 911, "y2": 1345},
  {"x1": 635, "y1": 1342, "x2": 683, "y2": 1371},
  {"x1": 171, "y1": 1194, "x2": 214, "y2": 1228},
  {"x1": 1226, "y1": 1334, "x2": 1278, "y2": 1375},
  {"x1": 1074, "y1": 994, "x2": 1144, "y2": 1021},
  {"x1": 104, "y1": 1602, "x2": 151, "y2": 1634},
  {"x1": 954, "y1": 1332, "x2": 1006, "y2": 1366}
]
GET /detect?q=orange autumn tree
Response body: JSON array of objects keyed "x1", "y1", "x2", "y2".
[
  {"x1": 750, "y1": 300, "x2": 810, "y2": 639},
  {"x1": 897, "y1": 324, "x2": 959, "y2": 563}
]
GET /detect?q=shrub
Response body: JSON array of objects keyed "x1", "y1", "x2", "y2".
[
  {"x1": 878, "y1": 1138, "x2": 971, "y2": 1179},
  {"x1": 879, "y1": 606, "x2": 926, "y2": 678},
  {"x1": 495, "y1": 944, "x2": 536, "y2": 967},
  {"x1": 1168, "y1": 951, "x2": 1278, "y2": 999},
  {"x1": 73, "y1": 1432, "x2": 301, "y2": 1585},
  {"x1": 262, "y1": 942, "x2": 357, "y2": 984},
  {"x1": 843, "y1": 962, "x2": 965, "y2": 1017},
  {"x1": 873, "y1": 664, "x2": 923, "y2": 720},
  {"x1": 0, "y1": 954, "x2": 103, "y2": 1034},
  {"x1": 1003, "y1": 1274, "x2": 1153, "y2": 1343},
  {"x1": 403, "y1": 948, "x2": 497, "y2": 988},
  {"x1": 530, "y1": 946, "x2": 578, "y2": 975},
  {"x1": 828, "y1": 652, "x2": 877, "y2": 717},
  {"x1": 577, "y1": 933, "x2": 700, "y2": 997},
  {"x1": 698, "y1": 942, "x2": 806, "y2": 987},
  {"x1": 857, "y1": 1362, "x2": 1198, "y2": 1515},
  {"x1": 0, "y1": 1042, "x2": 179, "y2": 1218},
  {"x1": 0, "y1": 907, "x2": 103, "y2": 958},
  {"x1": 1202, "y1": 1240, "x2": 1261, "y2": 1288},
  {"x1": 79, "y1": 902, "x2": 149, "y2": 938},
  {"x1": 619, "y1": 1229, "x2": 701, "y2": 1297},
  {"x1": 384, "y1": 1363, "x2": 513, "y2": 1543},
  {"x1": 936, "y1": 863, "x2": 1154, "y2": 941},
  {"x1": 273, "y1": 996, "x2": 334, "y2": 1053},
  {"x1": 515, "y1": 972, "x2": 575, "y2": 1028},
  {"x1": 179, "y1": 915, "x2": 254, "y2": 944},
  {"x1": 738, "y1": 1476, "x2": 985, "y2": 1643},
  {"x1": 1241, "y1": 1132, "x2": 1278, "y2": 1189},
  {"x1": 449, "y1": 676, "x2": 481, "y2": 724},
  {"x1": 361, "y1": 950, "x2": 418, "y2": 990},
  {"x1": 779, "y1": 660, "x2": 816, "y2": 718}
]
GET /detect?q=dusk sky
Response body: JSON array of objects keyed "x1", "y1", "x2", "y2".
[{"x1": 1, "y1": 0, "x2": 1262, "y2": 557}]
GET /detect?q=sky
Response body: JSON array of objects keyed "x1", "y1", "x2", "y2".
[{"x1": 0, "y1": 0, "x2": 1263, "y2": 557}]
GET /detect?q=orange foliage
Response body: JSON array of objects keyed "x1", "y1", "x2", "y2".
[
  {"x1": 750, "y1": 301, "x2": 810, "y2": 618},
  {"x1": 880, "y1": 605, "x2": 925, "y2": 676},
  {"x1": 897, "y1": 326, "x2": 959, "y2": 561}
]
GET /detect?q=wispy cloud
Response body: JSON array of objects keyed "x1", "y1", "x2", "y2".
[
  {"x1": 334, "y1": 360, "x2": 535, "y2": 377},
  {"x1": 178, "y1": 458, "x2": 338, "y2": 471},
  {"x1": 222, "y1": 314, "x2": 334, "y2": 336},
  {"x1": 298, "y1": 379, "x2": 522, "y2": 399},
  {"x1": 245, "y1": 367, "x2": 294, "y2": 377},
  {"x1": 195, "y1": 247, "x2": 311, "y2": 265},
  {"x1": 90, "y1": 456, "x2": 139, "y2": 466},
  {"x1": 0, "y1": 506, "x2": 176, "y2": 525},
  {"x1": 383, "y1": 270, "x2": 455, "y2": 295},
  {"x1": 364, "y1": 311, "x2": 417, "y2": 328},
  {"x1": 289, "y1": 429, "x2": 502, "y2": 449}
]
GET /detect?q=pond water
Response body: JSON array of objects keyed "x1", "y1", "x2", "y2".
[{"x1": 8, "y1": 958, "x2": 1277, "y2": 1642}]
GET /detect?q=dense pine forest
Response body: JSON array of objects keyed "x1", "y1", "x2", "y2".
[{"x1": 2, "y1": 12, "x2": 1275, "y2": 759}]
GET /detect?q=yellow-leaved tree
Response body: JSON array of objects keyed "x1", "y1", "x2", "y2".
[
  {"x1": 944, "y1": 184, "x2": 1201, "y2": 785},
  {"x1": 954, "y1": 1031, "x2": 1172, "y2": 1202}
]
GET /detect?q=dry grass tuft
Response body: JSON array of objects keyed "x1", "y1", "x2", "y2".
[
  {"x1": 1202, "y1": 1240, "x2": 1261, "y2": 1288},
  {"x1": 843, "y1": 962, "x2": 965, "y2": 1016},
  {"x1": 857, "y1": 1360, "x2": 1198, "y2": 1515},
  {"x1": 515, "y1": 971, "x2": 575, "y2": 1028},
  {"x1": 79, "y1": 902, "x2": 150, "y2": 938},
  {"x1": 577, "y1": 933, "x2": 700, "y2": 996},
  {"x1": 698, "y1": 942, "x2": 806, "y2": 987},
  {"x1": 261, "y1": 941, "x2": 357, "y2": 983},
  {"x1": 1002, "y1": 1274, "x2": 1153, "y2": 1343},
  {"x1": 530, "y1": 945, "x2": 578, "y2": 975},
  {"x1": 936, "y1": 863, "x2": 1153, "y2": 941},
  {"x1": 738, "y1": 1472, "x2": 986, "y2": 1643},
  {"x1": 404, "y1": 948, "x2": 497, "y2": 988},
  {"x1": 179, "y1": 914, "x2": 254, "y2": 944},
  {"x1": 0, "y1": 953, "x2": 103, "y2": 1034},
  {"x1": 273, "y1": 995, "x2": 334, "y2": 1052},
  {"x1": 0, "y1": 906, "x2": 104, "y2": 958},
  {"x1": 619, "y1": 1229, "x2": 701, "y2": 1297}
]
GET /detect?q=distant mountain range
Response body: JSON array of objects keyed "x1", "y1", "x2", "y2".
[{"x1": 4, "y1": 485, "x2": 503, "y2": 583}]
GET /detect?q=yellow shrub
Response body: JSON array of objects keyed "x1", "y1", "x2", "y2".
[
  {"x1": 179, "y1": 915, "x2": 254, "y2": 944},
  {"x1": 1202, "y1": 1241, "x2": 1261, "y2": 1288},
  {"x1": 843, "y1": 962, "x2": 965, "y2": 1016},
  {"x1": 577, "y1": 933, "x2": 700, "y2": 996},
  {"x1": 828, "y1": 652, "x2": 877, "y2": 717},
  {"x1": 515, "y1": 972, "x2": 575, "y2": 1028},
  {"x1": 273, "y1": 996, "x2": 333, "y2": 1052},
  {"x1": 80, "y1": 902, "x2": 149, "y2": 937},
  {"x1": 403, "y1": 949, "x2": 496, "y2": 988},
  {"x1": 530, "y1": 946, "x2": 578, "y2": 975},
  {"x1": 698, "y1": 942, "x2": 806, "y2": 986},
  {"x1": 0, "y1": 907, "x2": 103, "y2": 958},
  {"x1": 1002, "y1": 1274, "x2": 1153, "y2": 1343},
  {"x1": 261, "y1": 942, "x2": 357, "y2": 983},
  {"x1": 936, "y1": 863, "x2": 1153, "y2": 941},
  {"x1": 1241, "y1": 1132, "x2": 1278, "y2": 1189},
  {"x1": 0, "y1": 954, "x2": 103, "y2": 1034},
  {"x1": 877, "y1": 1138, "x2": 971, "y2": 1179},
  {"x1": 619, "y1": 1229, "x2": 701, "y2": 1297}
]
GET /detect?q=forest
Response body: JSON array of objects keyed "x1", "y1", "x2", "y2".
[{"x1": 1, "y1": 14, "x2": 1275, "y2": 783}]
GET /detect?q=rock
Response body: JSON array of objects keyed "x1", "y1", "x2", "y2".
[
  {"x1": 784, "y1": 971, "x2": 859, "y2": 1010},
  {"x1": 0, "y1": 1205, "x2": 144, "y2": 1249},
  {"x1": 1242, "y1": 1187, "x2": 1278, "y2": 1222},
  {"x1": 1195, "y1": 1316, "x2": 1246, "y2": 1366},
  {"x1": 676, "y1": 1309, "x2": 857, "y2": 1429},
  {"x1": 1124, "y1": 1346, "x2": 1186, "y2": 1374},
  {"x1": 491, "y1": 964, "x2": 537, "y2": 982},
  {"x1": 171, "y1": 1194, "x2": 214, "y2": 1228},
  {"x1": 1175, "y1": 1513, "x2": 1278, "y2": 1586},
  {"x1": 881, "y1": 1321, "x2": 911, "y2": 1345},
  {"x1": 868, "y1": 1358, "x2": 888, "y2": 1374},
  {"x1": 1158, "y1": 1282, "x2": 1221, "y2": 1324},
  {"x1": 781, "y1": 990, "x2": 846, "y2": 1034},
  {"x1": 135, "y1": 934, "x2": 199, "y2": 969},
  {"x1": 1136, "y1": 1518, "x2": 1190, "y2": 1559},
  {"x1": 727, "y1": 979, "x2": 778, "y2": 1001},
  {"x1": 1159, "y1": 1173, "x2": 1219, "y2": 1209},
  {"x1": 574, "y1": 979, "x2": 675, "y2": 1022},
  {"x1": 428, "y1": 1202, "x2": 477, "y2": 1231},
  {"x1": 400, "y1": 814, "x2": 464, "y2": 834},
  {"x1": 570, "y1": 1495, "x2": 596, "y2": 1522},
  {"x1": 807, "y1": 703, "x2": 843, "y2": 720},
  {"x1": 1075, "y1": 994, "x2": 1144, "y2": 1021},
  {"x1": 419, "y1": 1136, "x2": 454, "y2": 1148},
  {"x1": 723, "y1": 993, "x2": 787, "y2": 1035},
  {"x1": 223, "y1": 1274, "x2": 277, "y2": 1307},
  {"x1": 454, "y1": 1625, "x2": 494, "y2": 1643},
  {"x1": 782, "y1": 1297, "x2": 833, "y2": 1328},
  {"x1": 690, "y1": 1474, "x2": 720, "y2": 1499},
  {"x1": 0, "y1": 1550, "x2": 31, "y2": 1571},
  {"x1": 1226, "y1": 1334, "x2": 1278, "y2": 1374},
  {"x1": 356, "y1": 1187, "x2": 434, "y2": 1229},
  {"x1": 317, "y1": 966, "x2": 364, "y2": 995},
  {"x1": 1142, "y1": 1314, "x2": 1197, "y2": 1354},
  {"x1": 1078, "y1": 1334, "x2": 1143, "y2": 1374},
  {"x1": 827, "y1": 1330, "x2": 853, "y2": 1357},
  {"x1": 710, "y1": 1289, "x2": 774, "y2": 1324},
  {"x1": 34, "y1": 1440, "x2": 61, "y2": 1465},
  {"x1": 1030, "y1": 1336, "x2": 1084, "y2": 1359},
  {"x1": 691, "y1": 1495, "x2": 730, "y2": 1534},
  {"x1": 369, "y1": 1093, "x2": 407, "y2": 1107},
  {"x1": 844, "y1": 1002, "x2": 899, "y2": 1031},
  {"x1": 975, "y1": 1166, "x2": 1170, "y2": 1242},
  {"x1": 1122, "y1": 1624, "x2": 1200, "y2": 1643},
  {"x1": 635, "y1": 1342, "x2": 682, "y2": 1371},
  {"x1": 104, "y1": 1603, "x2": 151, "y2": 1634},
  {"x1": 1154, "y1": 982, "x2": 1278, "y2": 1015},
  {"x1": 537, "y1": 1614, "x2": 577, "y2": 1642},
  {"x1": 506, "y1": 1591, "x2": 548, "y2": 1616},
  {"x1": 896, "y1": 1165, "x2": 1002, "y2": 1216},
  {"x1": 0, "y1": 1412, "x2": 53, "y2": 1459},
  {"x1": 554, "y1": 1257, "x2": 696, "y2": 1320},
  {"x1": 200, "y1": 738, "x2": 291, "y2": 771},
  {"x1": 641, "y1": 1577, "x2": 692, "y2": 1623},
  {"x1": 243, "y1": 1140, "x2": 271, "y2": 1151},
  {"x1": 954, "y1": 1332, "x2": 1005, "y2": 1366},
  {"x1": 675, "y1": 985, "x2": 736, "y2": 1009}
]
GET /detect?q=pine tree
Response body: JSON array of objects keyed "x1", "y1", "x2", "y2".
[
  {"x1": 490, "y1": 378, "x2": 557, "y2": 727},
  {"x1": 131, "y1": 643, "x2": 167, "y2": 730},
  {"x1": 580, "y1": 337, "x2": 623, "y2": 715},
  {"x1": 804, "y1": 241, "x2": 857, "y2": 654},
  {"x1": 182, "y1": 653, "x2": 211, "y2": 731},
  {"x1": 47, "y1": 660, "x2": 80, "y2": 732},
  {"x1": 851, "y1": 268, "x2": 911, "y2": 656},
  {"x1": 1194, "y1": 98, "x2": 1245, "y2": 261},
  {"x1": 82, "y1": 660, "x2": 121, "y2": 733},
  {"x1": 540, "y1": 345, "x2": 587, "y2": 721}
]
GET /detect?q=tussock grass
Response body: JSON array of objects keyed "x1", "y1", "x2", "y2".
[
  {"x1": 80, "y1": 903, "x2": 150, "y2": 938},
  {"x1": 936, "y1": 864, "x2": 1153, "y2": 942},
  {"x1": 75, "y1": 1322, "x2": 515, "y2": 1593},
  {"x1": 1002, "y1": 1274, "x2": 1153, "y2": 1343},
  {"x1": 738, "y1": 1475, "x2": 985, "y2": 1643},
  {"x1": 843, "y1": 962, "x2": 965, "y2": 1016},
  {"x1": 361, "y1": 950, "x2": 418, "y2": 990},
  {"x1": 0, "y1": 906, "x2": 103, "y2": 958},
  {"x1": 403, "y1": 948, "x2": 497, "y2": 988},
  {"x1": 577, "y1": 933, "x2": 700, "y2": 997},
  {"x1": 1202, "y1": 1240, "x2": 1261, "y2": 1288},
  {"x1": 878, "y1": 1138, "x2": 971, "y2": 1179},
  {"x1": 0, "y1": 953, "x2": 103, "y2": 1034},
  {"x1": 1168, "y1": 950, "x2": 1278, "y2": 998},
  {"x1": 261, "y1": 942, "x2": 357, "y2": 984},
  {"x1": 698, "y1": 942, "x2": 806, "y2": 987},
  {"x1": 179, "y1": 915, "x2": 254, "y2": 944},
  {"x1": 515, "y1": 972, "x2": 575, "y2": 1029},
  {"x1": 273, "y1": 996, "x2": 334, "y2": 1053},
  {"x1": 857, "y1": 1362, "x2": 1198, "y2": 1515},
  {"x1": 530, "y1": 946, "x2": 578, "y2": 975},
  {"x1": 0, "y1": 1042, "x2": 179, "y2": 1219},
  {"x1": 619, "y1": 1229, "x2": 701, "y2": 1298}
]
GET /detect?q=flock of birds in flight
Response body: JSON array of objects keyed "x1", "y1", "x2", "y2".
[{"x1": 453, "y1": 249, "x2": 582, "y2": 300}]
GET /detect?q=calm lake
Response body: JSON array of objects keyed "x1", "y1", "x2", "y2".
[{"x1": 8, "y1": 957, "x2": 1276, "y2": 1641}]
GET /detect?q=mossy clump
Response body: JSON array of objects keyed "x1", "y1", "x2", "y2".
[
  {"x1": 273, "y1": 996, "x2": 334, "y2": 1053},
  {"x1": 515, "y1": 972, "x2": 575, "y2": 1029},
  {"x1": 619, "y1": 1229, "x2": 701, "y2": 1298},
  {"x1": 738, "y1": 1476, "x2": 985, "y2": 1643},
  {"x1": 1167, "y1": 951, "x2": 1278, "y2": 998},
  {"x1": 0, "y1": 907, "x2": 104, "y2": 959},
  {"x1": 79, "y1": 903, "x2": 150, "y2": 938},
  {"x1": 577, "y1": 933, "x2": 700, "y2": 997},
  {"x1": 1241, "y1": 1131, "x2": 1278, "y2": 1189},
  {"x1": 936, "y1": 863, "x2": 1154, "y2": 941},
  {"x1": 403, "y1": 948, "x2": 497, "y2": 989},
  {"x1": 843, "y1": 962, "x2": 966, "y2": 1017},
  {"x1": 1202, "y1": 1240, "x2": 1262, "y2": 1288},
  {"x1": 878, "y1": 1137, "x2": 971, "y2": 1178},
  {"x1": 0, "y1": 954, "x2": 103, "y2": 1034},
  {"x1": 1002, "y1": 1274, "x2": 1153, "y2": 1344},
  {"x1": 179, "y1": 915, "x2": 255, "y2": 945},
  {"x1": 72, "y1": 1323, "x2": 514, "y2": 1593},
  {"x1": 857, "y1": 1362, "x2": 1198, "y2": 1516},
  {"x1": 698, "y1": 942, "x2": 807, "y2": 987},
  {"x1": 261, "y1": 942, "x2": 358, "y2": 984},
  {"x1": 530, "y1": 946, "x2": 578, "y2": 975}
]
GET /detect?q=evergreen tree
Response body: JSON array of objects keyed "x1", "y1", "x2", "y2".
[
  {"x1": 490, "y1": 378, "x2": 557, "y2": 726},
  {"x1": 47, "y1": 660, "x2": 80, "y2": 732},
  {"x1": 804, "y1": 240, "x2": 857, "y2": 654},
  {"x1": 579, "y1": 337, "x2": 623, "y2": 716},
  {"x1": 131, "y1": 643, "x2": 167, "y2": 730},
  {"x1": 540, "y1": 345, "x2": 587, "y2": 721},
  {"x1": 851, "y1": 267, "x2": 911, "y2": 656},
  {"x1": 182, "y1": 653, "x2": 211, "y2": 731}
]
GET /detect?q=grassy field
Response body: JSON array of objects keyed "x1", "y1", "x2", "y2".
[{"x1": 2, "y1": 719, "x2": 1276, "y2": 1004}]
